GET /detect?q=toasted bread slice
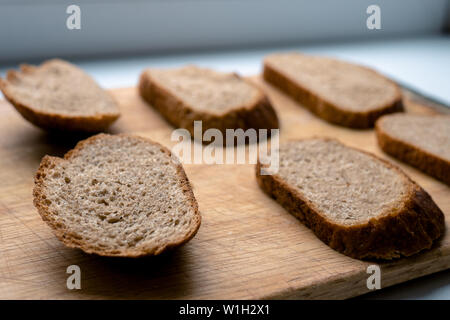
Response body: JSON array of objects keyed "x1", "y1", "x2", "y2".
[
  {"x1": 263, "y1": 53, "x2": 403, "y2": 128},
  {"x1": 256, "y1": 138, "x2": 445, "y2": 260},
  {"x1": 0, "y1": 59, "x2": 120, "y2": 132},
  {"x1": 139, "y1": 65, "x2": 279, "y2": 139},
  {"x1": 33, "y1": 134, "x2": 200, "y2": 257},
  {"x1": 376, "y1": 114, "x2": 450, "y2": 185}
]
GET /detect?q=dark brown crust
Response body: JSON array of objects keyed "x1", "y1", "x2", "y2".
[
  {"x1": 0, "y1": 62, "x2": 120, "y2": 132},
  {"x1": 263, "y1": 59, "x2": 404, "y2": 128},
  {"x1": 138, "y1": 70, "x2": 279, "y2": 142},
  {"x1": 376, "y1": 117, "x2": 450, "y2": 185},
  {"x1": 256, "y1": 138, "x2": 445, "y2": 260},
  {"x1": 33, "y1": 133, "x2": 201, "y2": 258}
]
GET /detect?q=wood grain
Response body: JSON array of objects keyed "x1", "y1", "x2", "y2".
[{"x1": 0, "y1": 76, "x2": 448, "y2": 299}]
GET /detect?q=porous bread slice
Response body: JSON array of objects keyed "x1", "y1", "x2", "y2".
[
  {"x1": 376, "y1": 114, "x2": 450, "y2": 185},
  {"x1": 256, "y1": 138, "x2": 445, "y2": 260},
  {"x1": 0, "y1": 59, "x2": 120, "y2": 132},
  {"x1": 139, "y1": 65, "x2": 278, "y2": 138},
  {"x1": 263, "y1": 53, "x2": 403, "y2": 128},
  {"x1": 33, "y1": 134, "x2": 200, "y2": 257}
]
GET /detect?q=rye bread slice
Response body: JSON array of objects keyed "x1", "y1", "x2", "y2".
[
  {"x1": 256, "y1": 138, "x2": 445, "y2": 260},
  {"x1": 0, "y1": 59, "x2": 120, "y2": 132},
  {"x1": 139, "y1": 65, "x2": 279, "y2": 139},
  {"x1": 33, "y1": 133, "x2": 200, "y2": 257},
  {"x1": 376, "y1": 114, "x2": 450, "y2": 185},
  {"x1": 263, "y1": 53, "x2": 403, "y2": 128}
]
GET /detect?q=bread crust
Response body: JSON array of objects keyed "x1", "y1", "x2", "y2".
[
  {"x1": 33, "y1": 133, "x2": 201, "y2": 257},
  {"x1": 376, "y1": 117, "x2": 450, "y2": 185},
  {"x1": 138, "y1": 70, "x2": 279, "y2": 141},
  {"x1": 0, "y1": 62, "x2": 120, "y2": 132},
  {"x1": 256, "y1": 139, "x2": 445, "y2": 260},
  {"x1": 263, "y1": 60, "x2": 403, "y2": 128}
]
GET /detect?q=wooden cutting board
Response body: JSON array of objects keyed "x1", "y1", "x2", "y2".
[{"x1": 0, "y1": 76, "x2": 448, "y2": 300}]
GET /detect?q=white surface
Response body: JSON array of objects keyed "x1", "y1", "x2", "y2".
[
  {"x1": 4, "y1": 35, "x2": 446, "y2": 105},
  {"x1": 0, "y1": 35, "x2": 449, "y2": 299}
]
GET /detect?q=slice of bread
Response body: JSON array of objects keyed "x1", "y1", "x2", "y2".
[
  {"x1": 139, "y1": 65, "x2": 279, "y2": 139},
  {"x1": 256, "y1": 138, "x2": 445, "y2": 260},
  {"x1": 33, "y1": 133, "x2": 201, "y2": 257},
  {"x1": 263, "y1": 53, "x2": 403, "y2": 128},
  {"x1": 376, "y1": 114, "x2": 450, "y2": 185},
  {"x1": 0, "y1": 59, "x2": 120, "y2": 132}
]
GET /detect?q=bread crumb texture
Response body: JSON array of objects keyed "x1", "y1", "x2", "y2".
[
  {"x1": 265, "y1": 53, "x2": 399, "y2": 112},
  {"x1": 0, "y1": 59, "x2": 120, "y2": 131},
  {"x1": 258, "y1": 138, "x2": 445, "y2": 259},
  {"x1": 33, "y1": 134, "x2": 200, "y2": 257},
  {"x1": 377, "y1": 114, "x2": 450, "y2": 161},
  {"x1": 147, "y1": 65, "x2": 260, "y2": 114},
  {"x1": 274, "y1": 139, "x2": 408, "y2": 225}
]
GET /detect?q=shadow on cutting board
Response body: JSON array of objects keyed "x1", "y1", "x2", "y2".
[{"x1": 52, "y1": 247, "x2": 197, "y2": 299}]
